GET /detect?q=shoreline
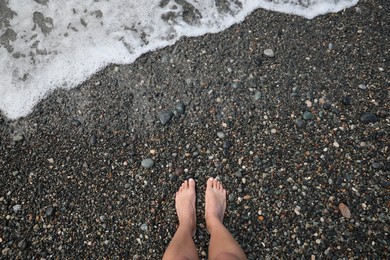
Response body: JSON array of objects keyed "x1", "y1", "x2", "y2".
[{"x1": 1, "y1": 0, "x2": 389, "y2": 258}]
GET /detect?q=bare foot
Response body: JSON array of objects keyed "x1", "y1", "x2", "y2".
[
  {"x1": 205, "y1": 177, "x2": 227, "y2": 234},
  {"x1": 175, "y1": 178, "x2": 196, "y2": 236}
]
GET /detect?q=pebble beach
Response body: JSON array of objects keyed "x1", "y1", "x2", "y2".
[{"x1": 1, "y1": 0, "x2": 389, "y2": 258}]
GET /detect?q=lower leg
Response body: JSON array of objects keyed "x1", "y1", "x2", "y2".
[
  {"x1": 163, "y1": 179, "x2": 199, "y2": 260},
  {"x1": 205, "y1": 178, "x2": 246, "y2": 260}
]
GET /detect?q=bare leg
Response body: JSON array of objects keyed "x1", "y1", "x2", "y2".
[
  {"x1": 163, "y1": 178, "x2": 199, "y2": 260},
  {"x1": 206, "y1": 177, "x2": 247, "y2": 260}
]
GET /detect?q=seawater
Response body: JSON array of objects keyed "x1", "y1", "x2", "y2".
[{"x1": 0, "y1": 0, "x2": 359, "y2": 120}]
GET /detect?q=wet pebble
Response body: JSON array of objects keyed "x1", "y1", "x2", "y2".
[
  {"x1": 323, "y1": 102, "x2": 332, "y2": 110},
  {"x1": 158, "y1": 111, "x2": 174, "y2": 125},
  {"x1": 359, "y1": 112, "x2": 378, "y2": 123},
  {"x1": 90, "y1": 134, "x2": 97, "y2": 146},
  {"x1": 141, "y1": 158, "x2": 154, "y2": 168},
  {"x1": 303, "y1": 111, "x2": 313, "y2": 120}
]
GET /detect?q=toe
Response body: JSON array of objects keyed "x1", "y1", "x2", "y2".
[
  {"x1": 213, "y1": 178, "x2": 218, "y2": 189},
  {"x1": 207, "y1": 177, "x2": 214, "y2": 188},
  {"x1": 188, "y1": 178, "x2": 195, "y2": 189}
]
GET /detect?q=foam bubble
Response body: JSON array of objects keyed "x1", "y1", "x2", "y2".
[{"x1": 0, "y1": 0, "x2": 359, "y2": 119}]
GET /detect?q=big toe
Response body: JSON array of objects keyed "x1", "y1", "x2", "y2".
[{"x1": 188, "y1": 178, "x2": 195, "y2": 189}]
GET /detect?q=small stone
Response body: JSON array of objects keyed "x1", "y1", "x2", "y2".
[
  {"x1": 45, "y1": 206, "x2": 55, "y2": 217},
  {"x1": 47, "y1": 158, "x2": 54, "y2": 164},
  {"x1": 90, "y1": 134, "x2": 97, "y2": 146},
  {"x1": 323, "y1": 102, "x2": 332, "y2": 110},
  {"x1": 13, "y1": 204, "x2": 21, "y2": 213},
  {"x1": 302, "y1": 111, "x2": 313, "y2": 120},
  {"x1": 2, "y1": 248, "x2": 10, "y2": 256},
  {"x1": 254, "y1": 91, "x2": 262, "y2": 100},
  {"x1": 359, "y1": 112, "x2": 378, "y2": 123},
  {"x1": 263, "y1": 49, "x2": 275, "y2": 58},
  {"x1": 141, "y1": 158, "x2": 154, "y2": 169},
  {"x1": 158, "y1": 111, "x2": 174, "y2": 125},
  {"x1": 333, "y1": 141, "x2": 340, "y2": 148},
  {"x1": 175, "y1": 102, "x2": 185, "y2": 114},
  {"x1": 234, "y1": 171, "x2": 242, "y2": 178},
  {"x1": 380, "y1": 181, "x2": 390, "y2": 189},
  {"x1": 12, "y1": 132, "x2": 24, "y2": 142},
  {"x1": 140, "y1": 223, "x2": 148, "y2": 231},
  {"x1": 295, "y1": 118, "x2": 304, "y2": 128},
  {"x1": 243, "y1": 195, "x2": 251, "y2": 200},
  {"x1": 125, "y1": 183, "x2": 131, "y2": 189},
  {"x1": 217, "y1": 132, "x2": 225, "y2": 139},
  {"x1": 328, "y1": 43, "x2": 333, "y2": 50},
  {"x1": 271, "y1": 128, "x2": 277, "y2": 134},
  {"x1": 71, "y1": 119, "x2": 81, "y2": 126},
  {"x1": 18, "y1": 240, "x2": 27, "y2": 250},
  {"x1": 253, "y1": 56, "x2": 262, "y2": 66},
  {"x1": 342, "y1": 96, "x2": 351, "y2": 106},
  {"x1": 338, "y1": 203, "x2": 351, "y2": 218},
  {"x1": 358, "y1": 84, "x2": 367, "y2": 90},
  {"x1": 305, "y1": 100, "x2": 312, "y2": 108},
  {"x1": 175, "y1": 167, "x2": 184, "y2": 176}
]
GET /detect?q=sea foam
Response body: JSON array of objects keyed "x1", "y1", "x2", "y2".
[{"x1": 0, "y1": 0, "x2": 359, "y2": 120}]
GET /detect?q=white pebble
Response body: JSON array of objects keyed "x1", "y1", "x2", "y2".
[
  {"x1": 333, "y1": 141, "x2": 340, "y2": 148},
  {"x1": 263, "y1": 48, "x2": 275, "y2": 57}
]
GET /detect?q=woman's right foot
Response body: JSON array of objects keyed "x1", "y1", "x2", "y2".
[{"x1": 205, "y1": 177, "x2": 227, "y2": 234}]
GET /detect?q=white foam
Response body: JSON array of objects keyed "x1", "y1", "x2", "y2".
[{"x1": 0, "y1": 0, "x2": 359, "y2": 119}]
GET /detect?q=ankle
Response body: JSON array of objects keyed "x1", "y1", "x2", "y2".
[{"x1": 206, "y1": 216, "x2": 223, "y2": 234}]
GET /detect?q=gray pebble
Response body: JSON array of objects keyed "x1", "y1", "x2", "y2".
[
  {"x1": 254, "y1": 91, "x2": 262, "y2": 100},
  {"x1": 295, "y1": 118, "x2": 304, "y2": 128},
  {"x1": 175, "y1": 102, "x2": 186, "y2": 114},
  {"x1": 18, "y1": 240, "x2": 27, "y2": 250},
  {"x1": 90, "y1": 134, "x2": 97, "y2": 146},
  {"x1": 140, "y1": 223, "x2": 148, "y2": 231},
  {"x1": 13, "y1": 204, "x2": 21, "y2": 213},
  {"x1": 358, "y1": 84, "x2": 367, "y2": 90},
  {"x1": 141, "y1": 158, "x2": 154, "y2": 168},
  {"x1": 263, "y1": 48, "x2": 275, "y2": 57},
  {"x1": 360, "y1": 112, "x2": 378, "y2": 123},
  {"x1": 12, "y1": 132, "x2": 24, "y2": 142},
  {"x1": 45, "y1": 206, "x2": 55, "y2": 217},
  {"x1": 158, "y1": 111, "x2": 174, "y2": 125},
  {"x1": 217, "y1": 132, "x2": 225, "y2": 139}
]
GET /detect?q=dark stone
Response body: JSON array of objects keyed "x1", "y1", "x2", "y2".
[
  {"x1": 90, "y1": 134, "x2": 97, "y2": 145},
  {"x1": 45, "y1": 206, "x2": 55, "y2": 217},
  {"x1": 380, "y1": 181, "x2": 390, "y2": 189},
  {"x1": 302, "y1": 111, "x2": 313, "y2": 120},
  {"x1": 71, "y1": 119, "x2": 81, "y2": 127},
  {"x1": 253, "y1": 56, "x2": 262, "y2": 66},
  {"x1": 323, "y1": 102, "x2": 332, "y2": 110},
  {"x1": 158, "y1": 111, "x2": 174, "y2": 125},
  {"x1": 341, "y1": 96, "x2": 351, "y2": 105},
  {"x1": 359, "y1": 112, "x2": 378, "y2": 123}
]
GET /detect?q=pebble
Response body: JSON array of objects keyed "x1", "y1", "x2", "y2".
[
  {"x1": 359, "y1": 112, "x2": 378, "y2": 123},
  {"x1": 295, "y1": 118, "x2": 304, "y2": 128},
  {"x1": 158, "y1": 111, "x2": 174, "y2": 125},
  {"x1": 45, "y1": 206, "x2": 55, "y2": 217},
  {"x1": 271, "y1": 128, "x2": 277, "y2": 134},
  {"x1": 217, "y1": 132, "x2": 225, "y2": 139},
  {"x1": 2, "y1": 248, "x2": 10, "y2": 256},
  {"x1": 302, "y1": 111, "x2": 313, "y2": 120},
  {"x1": 175, "y1": 102, "x2": 185, "y2": 114},
  {"x1": 11, "y1": 132, "x2": 24, "y2": 142},
  {"x1": 254, "y1": 91, "x2": 262, "y2": 100},
  {"x1": 358, "y1": 84, "x2": 367, "y2": 90},
  {"x1": 13, "y1": 204, "x2": 21, "y2": 213},
  {"x1": 323, "y1": 102, "x2": 332, "y2": 110},
  {"x1": 175, "y1": 167, "x2": 184, "y2": 176},
  {"x1": 305, "y1": 100, "x2": 312, "y2": 108},
  {"x1": 90, "y1": 134, "x2": 97, "y2": 146},
  {"x1": 263, "y1": 49, "x2": 275, "y2": 57},
  {"x1": 342, "y1": 96, "x2": 351, "y2": 106},
  {"x1": 140, "y1": 223, "x2": 148, "y2": 231},
  {"x1": 141, "y1": 158, "x2": 154, "y2": 168},
  {"x1": 333, "y1": 141, "x2": 340, "y2": 148},
  {"x1": 71, "y1": 119, "x2": 81, "y2": 126}
]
